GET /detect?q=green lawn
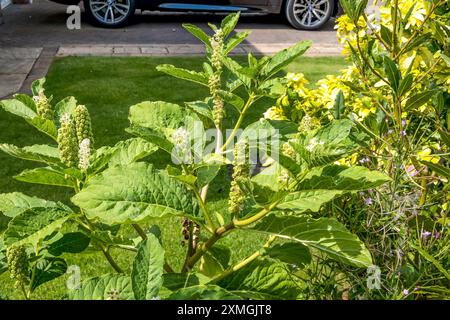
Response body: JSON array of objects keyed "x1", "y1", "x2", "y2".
[{"x1": 0, "y1": 56, "x2": 348, "y2": 299}]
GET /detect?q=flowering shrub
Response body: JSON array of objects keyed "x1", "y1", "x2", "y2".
[
  {"x1": 265, "y1": 0, "x2": 449, "y2": 298},
  {"x1": 0, "y1": 13, "x2": 395, "y2": 300}
]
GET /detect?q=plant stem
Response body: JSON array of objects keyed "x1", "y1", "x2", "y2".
[
  {"x1": 192, "y1": 188, "x2": 215, "y2": 232},
  {"x1": 233, "y1": 200, "x2": 281, "y2": 227},
  {"x1": 221, "y1": 93, "x2": 256, "y2": 152},
  {"x1": 101, "y1": 248, "x2": 124, "y2": 273},
  {"x1": 185, "y1": 222, "x2": 235, "y2": 270},
  {"x1": 132, "y1": 223, "x2": 147, "y2": 240},
  {"x1": 211, "y1": 236, "x2": 276, "y2": 283}
]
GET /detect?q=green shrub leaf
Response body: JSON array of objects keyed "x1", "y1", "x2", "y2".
[
  {"x1": 248, "y1": 214, "x2": 372, "y2": 267},
  {"x1": 72, "y1": 162, "x2": 200, "y2": 225},
  {"x1": 131, "y1": 234, "x2": 165, "y2": 300},
  {"x1": 4, "y1": 207, "x2": 73, "y2": 247},
  {"x1": 68, "y1": 274, "x2": 134, "y2": 300}
]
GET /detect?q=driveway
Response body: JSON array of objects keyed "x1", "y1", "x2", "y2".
[{"x1": 0, "y1": 0, "x2": 342, "y2": 97}]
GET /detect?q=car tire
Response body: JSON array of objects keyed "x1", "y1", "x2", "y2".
[
  {"x1": 285, "y1": 0, "x2": 334, "y2": 30},
  {"x1": 84, "y1": 0, "x2": 135, "y2": 28}
]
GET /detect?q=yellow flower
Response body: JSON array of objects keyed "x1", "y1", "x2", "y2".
[
  {"x1": 263, "y1": 106, "x2": 287, "y2": 121},
  {"x1": 417, "y1": 147, "x2": 439, "y2": 164}
]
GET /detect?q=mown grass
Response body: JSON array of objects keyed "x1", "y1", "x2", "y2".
[{"x1": 0, "y1": 56, "x2": 348, "y2": 299}]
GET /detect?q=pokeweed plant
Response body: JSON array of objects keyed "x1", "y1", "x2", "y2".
[{"x1": 0, "y1": 14, "x2": 391, "y2": 300}]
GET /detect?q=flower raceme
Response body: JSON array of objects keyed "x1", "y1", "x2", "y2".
[
  {"x1": 6, "y1": 246, "x2": 29, "y2": 289},
  {"x1": 228, "y1": 140, "x2": 250, "y2": 218},
  {"x1": 57, "y1": 113, "x2": 79, "y2": 168},
  {"x1": 33, "y1": 90, "x2": 54, "y2": 121},
  {"x1": 74, "y1": 104, "x2": 94, "y2": 146}
]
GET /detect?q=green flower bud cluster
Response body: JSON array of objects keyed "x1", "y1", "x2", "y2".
[
  {"x1": 281, "y1": 142, "x2": 297, "y2": 161},
  {"x1": 33, "y1": 90, "x2": 54, "y2": 120},
  {"x1": 74, "y1": 105, "x2": 94, "y2": 146},
  {"x1": 57, "y1": 113, "x2": 79, "y2": 168},
  {"x1": 209, "y1": 28, "x2": 225, "y2": 128},
  {"x1": 6, "y1": 245, "x2": 29, "y2": 289},
  {"x1": 210, "y1": 28, "x2": 224, "y2": 73},
  {"x1": 298, "y1": 115, "x2": 321, "y2": 132},
  {"x1": 228, "y1": 140, "x2": 249, "y2": 218}
]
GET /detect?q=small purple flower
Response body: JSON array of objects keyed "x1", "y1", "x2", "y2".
[
  {"x1": 406, "y1": 165, "x2": 419, "y2": 177},
  {"x1": 388, "y1": 129, "x2": 393, "y2": 135},
  {"x1": 422, "y1": 231, "x2": 432, "y2": 239},
  {"x1": 401, "y1": 120, "x2": 406, "y2": 127},
  {"x1": 401, "y1": 130, "x2": 406, "y2": 136},
  {"x1": 433, "y1": 232, "x2": 441, "y2": 240},
  {"x1": 359, "y1": 157, "x2": 370, "y2": 164},
  {"x1": 402, "y1": 289, "x2": 409, "y2": 295},
  {"x1": 365, "y1": 197, "x2": 373, "y2": 206}
]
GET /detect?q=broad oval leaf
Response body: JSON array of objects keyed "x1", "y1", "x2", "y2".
[
  {"x1": 276, "y1": 189, "x2": 343, "y2": 213},
  {"x1": 156, "y1": 65, "x2": 208, "y2": 86},
  {"x1": 0, "y1": 192, "x2": 61, "y2": 218},
  {"x1": 72, "y1": 162, "x2": 200, "y2": 225},
  {"x1": 248, "y1": 214, "x2": 372, "y2": 267},
  {"x1": 168, "y1": 285, "x2": 242, "y2": 300},
  {"x1": 0, "y1": 99, "x2": 36, "y2": 119},
  {"x1": 68, "y1": 274, "x2": 134, "y2": 300},
  {"x1": 108, "y1": 138, "x2": 158, "y2": 167},
  {"x1": 298, "y1": 165, "x2": 391, "y2": 191},
  {"x1": 260, "y1": 41, "x2": 312, "y2": 79},
  {"x1": 131, "y1": 234, "x2": 165, "y2": 300},
  {"x1": 4, "y1": 207, "x2": 73, "y2": 247},
  {"x1": 218, "y1": 258, "x2": 301, "y2": 299},
  {"x1": 0, "y1": 144, "x2": 61, "y2": 165},
  {"x1": 47, "y1": 232, "x2": 91, "y2": 256},
  {"x1": 30, "y1": 257, "x2": 67, "y2": 292},
  {"x1": 14, "y1": 167, "x2": 75, "y2": 188}
]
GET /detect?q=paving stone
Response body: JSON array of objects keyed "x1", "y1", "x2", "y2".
[
  {"x1": 140, "y1": 46, "x2": 169, "y2": 55},
  {"x1": 0, "y1": 58, "x2": 35, "y2": 74},
  {"x1": 57, "y1": 46, "x2": 113, "y2": 56},
  {"x1": 0, "y1": 73, "x2": 25, "y2": 98},
  {"x1": 113, "y1": 46, "x2": 141, "y2": 55},
  {"x1": 0, "y1": 47, "x2": 41, "y2": 59}
]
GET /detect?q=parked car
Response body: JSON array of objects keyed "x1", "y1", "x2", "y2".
[{"x1": 51, "y1": 0, "x2": 340, "y2": 29}]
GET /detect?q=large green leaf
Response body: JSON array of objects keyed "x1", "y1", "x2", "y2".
[
  {"x1": 218, "y1": 258, "x2": 301, "y2": 299},
  {"x1": 182, "y1": 24, "x2": 211, "y2": 48},
  {"x1": 383, "y1": 56, "x2": 401, "y2": 92},
  {"x1": 47, "y1": 232, "x2": 91, "y2": 256},
  {"x1": 276, "y1": 189, "x2": 343, "y2": 213},
  {"x1": 72, "y1": 162, "x2": 200, "y2": 225},
  {"x1": 68, "y1": 274, "x2": 134, "y2": 300},
  {"x1": 0, "y1": 192, "x2": 61, "y2": 218},
  {"x1": 0, "y1": 144, "x2": 61, "y2": 165},
  {"x1": 248, "y1": 214, "x2": 372, "y2": 267},
  {"x1": 108, "y1": 138, "x2": 157, "y2": 167},
  {"x1": 31, "y1": 78, "x2": 45, "y2": 96},
  {"x1": 292, "y1": 119, "x2": 362, "y2": 168},
  {"x1": 128, "y1": 101, "x2": 202, "y2": 156},
  {"x1": 156, "y1": 65, "x2": 209, "y2": 86},
  {"x1": 4, "y1": 207, "x2": 73, "y2": 247},
  {"x1": 26, "y1": 117, "x2": 58, "y2": 140},
  {"x1": 168, "y1": 285, "x2": 242, "y2": 300},
  {"x1": 298, "y1": 165, "x2": 391, "y2": 191},
  {"x1": 405, "y1": 90, "x2": 437, "y2": 111},
  {"x1": 0, "y1": 99, "x2": 36, "y2": 119},
  {"x1": 224, "y1": 31, "x2": 250, "y2": 54},
  {"x1": 260, "y1": 41, "x2": 312, "y2": 79},
  {"x1": 14, "y1": 167, "x2": 75, "y2": 188},
  {"x1": 30, "y1": 257, "x2": 67, "y2": 292},
  {"x1": 131, "y1": 234, "x2": 165, "y2": 300},
  {"x1": 54, "y1": 96, "x2": 77, "y2": 125},
  {"x1": 221, "y1": 12, "x2": 240, "y2": 37},
  {"x1": 263, "y1": 243, "x2": 311, "y2": 267}
]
